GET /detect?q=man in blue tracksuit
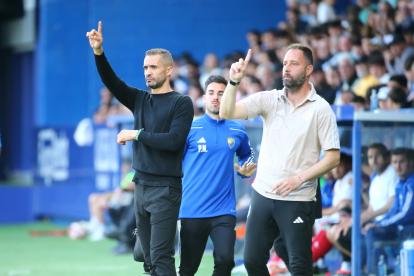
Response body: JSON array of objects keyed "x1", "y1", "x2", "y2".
[
  {"x1": 178, "y1": 75, "x2": 256, "y2": 276},
  {"x1": 364, "y1": 147, "x2": 414, "y2": 275}
]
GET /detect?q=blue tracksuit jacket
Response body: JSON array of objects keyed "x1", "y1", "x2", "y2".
[
  {"x1": 378, "y1": 173, "x2": 414, "y2": 227},
  {"x1": 179, "y1": 114, "x2": 254, "y2": 219}
]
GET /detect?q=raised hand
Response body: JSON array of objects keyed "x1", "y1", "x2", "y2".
[
  {"x1": 234, "y1": 161, "x2": 257, "y2": 177},
  {"x1": 229, "y1": 49, "x2": 252, "y2": 82},
  {"x1": 86, "y1": 21, "x2": 103, "y2": 55}
]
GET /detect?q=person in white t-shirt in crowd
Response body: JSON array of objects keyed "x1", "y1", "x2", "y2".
[
  {"x1": 315, "y1": 153, "x2": 353, "y2": 232},
  {"x1": 360, "y1": 143, "x2": 399, "y2": 225},
  {"x1": 312, "y1": 153, "x2": 353, "y2": 273}
]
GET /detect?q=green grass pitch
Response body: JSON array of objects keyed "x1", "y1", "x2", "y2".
[{"x1": 0, "y1": 222, "x2": 219, "y2": 276}]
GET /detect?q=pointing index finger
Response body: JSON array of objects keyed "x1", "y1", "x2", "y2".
[
  {"x1": 244, "y1": 49, "x2": 252, "y2": 66},
  {"x1": 98, "y1": 21, "x2": 102, "y2": 34}
]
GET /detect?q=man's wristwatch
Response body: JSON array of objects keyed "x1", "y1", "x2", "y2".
[{"x1": 229, "y1": 79, "x2": 240, "y2": 86}]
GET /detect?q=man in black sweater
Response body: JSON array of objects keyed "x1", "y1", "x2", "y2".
[{"x1": 87, "y1": 22, "x2": 194, "y2": 276}]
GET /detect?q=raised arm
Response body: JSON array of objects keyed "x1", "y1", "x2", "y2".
[
  {"x1": 219, "y1": 50, "x2": 252, "y2": 120},
  {"x1": 87, "y1": 21, "x2": 138, "y2": 111}
]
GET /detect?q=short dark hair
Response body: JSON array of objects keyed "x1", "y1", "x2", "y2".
[
  {"x1": 204, "y1": 75, "x2": 228, "y2": 92},
  {"x1": 368, "y1": 143, "x2": 389, "y2": 158},
  {"x1": 146, "y1": 48, "x2": 173, "y2": 67},
  {"x1": 388, "y1": 87, "x2": 407, "y2": 104},
  {"x1": 404, "y1": 54, "x2": 414, "y2": 71},
  {"x1": 351, "y1": 95, "x2": 366, "y2": 104},
  {"x1": 391, "y1": 147, "x2": 411, "y2": 159},
  {"x1": 287, "y1": 43, "x2": 314, "y2": 66},
  {"x1": 340, "y1": 153, "x2": 353, "y2": 166},
  {"x1": 368, "y1": 51, "x2": 386, "y2": 67},
  {"x1": 389, "y1": 75, "x2": 408, "y2": 88}
]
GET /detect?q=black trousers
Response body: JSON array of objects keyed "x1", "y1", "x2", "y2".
[
  {"x1": 273, "y1": 179, "x2": 322, "y2": 272},
  {"x1": 178, "y1": 215, "x2": 236, "y2": 276},
  {"x1": 134, "y1": 182, "x2": 181, "y2": 276},
  {"x1": 244, "y1": 189, "x2": 315, "y2": 276}
]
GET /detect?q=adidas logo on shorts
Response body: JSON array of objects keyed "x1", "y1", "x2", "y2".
[{"x1": 293, "y1": 217, "x2": 304, "y2": 223}]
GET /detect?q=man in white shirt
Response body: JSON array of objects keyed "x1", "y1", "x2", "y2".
[
  {"x1": 361, "y1": 143, "x2": 398, "y2": 224},
  {"x1": 220, "y1": 44, "x2": 340, "y2": 276},
  {"x1": 318, "y1": 153, "x2": 353, "y2": 226}
]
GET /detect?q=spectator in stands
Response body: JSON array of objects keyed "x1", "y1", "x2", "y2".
[
  {"x1": 364, "y1": 148, "x2": 414, "y2": 275},
  {"x1": 403, "y1": 54, "x2": 414, "y2": 103},
  {"x1": 386, "y1": 86, "x2": 407, "y2": 110},
  {"x1": 199, "y1": 54, "x2": 221, "y2": 91},
  {"x1": 326, "y1": 203, "x2": 353, "y2": 275},
  {"x1": 316, "y1": 37, "x2": 333, "y2": 65},
  {"x1": 246, "y1": 77, "x2": 263, "y2": 96},
  {"x1": 341, "y1": 90, "x2": 355, "y2": 106},
  {"x1": 338, "y1": 54, "x2": 358, "y2": 92},
  {"x1": 350, "y1": 95, "x2": 366, "y2": 111},
  {"x1": 368, "y1": 51, "x2": 391, "y2": 84},
  {"x1": 286, "y1": 8, "x2": 308, "y2": 34},
  {"x1": 402, "y1": 24, "x2": 414, "y2": 48},
  {"x1": 255, "y1": 63, "x2": 274, "y2": 91},
  {"x1": 321, "y1": 153, "x2": 353, "y2": 220},
  {"x1": 360, "y1": 143, "x2": 399, "y2": 225},
  {"x1": 261, "y1": 29, "x2": 278, "y2": 51},
  {"x1": 187, "y1": 81, "x2": 204, "y2": 117},
  {"x1": 357, "y1": 0, "x2": 377, "y2": 25},
  {"x1": 87, "y1": 163, "x2": 135, "y2": 241},
  {"x1": 361, "y1": 36, "x2": 372, "y2": 56},
  {"x1": 387, "y1": 74, "x2": 408, "y2": 93},
  {"x1": 353, "y1": 55, "x2": 379, "y2": 98},
  {"x1": 321, "y1": 171, "x2": 337, "y2": 209},
  {"x1": 313, "y1": 153, "x2": 353, "y2": 274},
  {"x1": 317, "y1": 0, "x2": 336, "y2": 24},
  {"x1": 105, "y1": 180, "x2": 136, "y2": 255},
  {"x1": 377, "y1": 86, "x2": 390, "y2": 110},
  {"x1": 246, "y1": 30, "x2": 262, "y2": 58},
  {"x1": 325, "y1": 65, "x2": 341, "y2": 92},
  {"x1": 387, "y1": 33, "x2": 414, "y2": 76},
  {"x1": 310, "y1": 63, "x2": 336, "y2": 104},
  {"x1": 351, "y1": 37, "x2": 365, "y2": 61},
  {"x1": 93, "y1": 87, "x2": 116, "y2": 124}
]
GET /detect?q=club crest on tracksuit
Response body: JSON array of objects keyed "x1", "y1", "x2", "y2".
[{"x1": 227, "y1": 138, "x2": 235, "y2": 149}]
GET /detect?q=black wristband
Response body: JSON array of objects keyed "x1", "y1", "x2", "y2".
[{"x1": 229, "y1": 79, "x2": 240, "y2": 86}]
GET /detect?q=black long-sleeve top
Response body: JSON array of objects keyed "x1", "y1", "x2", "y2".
[{"x1": 95, "y1": 53, "x2": 194, "y2": 186}]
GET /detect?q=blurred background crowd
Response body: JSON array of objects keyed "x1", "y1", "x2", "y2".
[{"x1": 94, "y1": 0, "x2": 414, "y2": 121}]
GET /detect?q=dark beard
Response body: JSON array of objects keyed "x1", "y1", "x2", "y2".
[
  {"x1": 147, "y1": 74, "x2": 167, "y2": 89},
  {"x1": 283, "y1": 68, "x2": 307, "y2": 94}
]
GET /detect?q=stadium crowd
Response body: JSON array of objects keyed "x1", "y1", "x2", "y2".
[{"x1": 167, "y1": 0, "x2": 414, "y2": 116}]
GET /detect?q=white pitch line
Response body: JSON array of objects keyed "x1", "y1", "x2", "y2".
[
  {"x1": 77, "y1": 265, "x2": 129, "y2": 271},
  {"x1": 8, "y1": 270, "x2": 31, "y2": 276}
]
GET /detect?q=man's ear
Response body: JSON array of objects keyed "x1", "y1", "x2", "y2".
[
  {"x1": 166, "y1": 66, "x2": 173, "y2": 77},
  {"x1": 306, "y1": 64, "x2": 313, "y2": 78}
]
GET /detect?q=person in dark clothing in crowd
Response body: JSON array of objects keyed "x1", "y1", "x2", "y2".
[
  {"x1": 87, "y1": 21, "x2": 194, "y2": 276},
  {"x1": 311, "y1": 63, "x2": 336, "y2": 104}
]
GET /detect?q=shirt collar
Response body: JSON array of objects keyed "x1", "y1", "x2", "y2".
[
  {"x1": 204, "y1": 113, "x2": 226, "y2": 125},
  {"x1": 281, "y1": 82, "x2": 318, "y2": 102}
]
